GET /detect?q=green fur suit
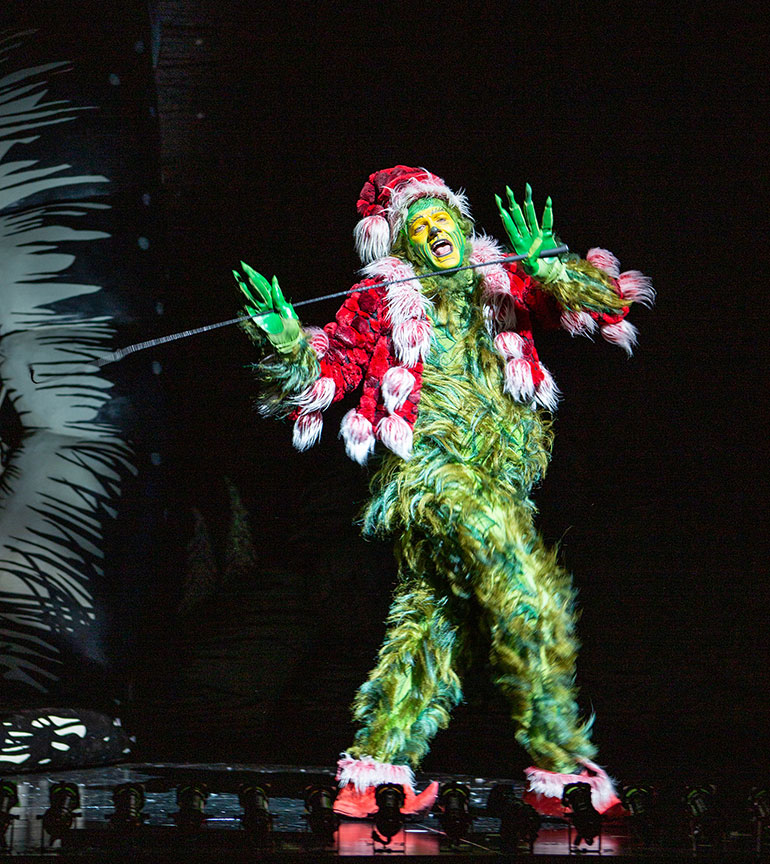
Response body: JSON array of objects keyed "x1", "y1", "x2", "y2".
[{"x1": 345, "y1": 268, "x2": 594, "y2": 775}]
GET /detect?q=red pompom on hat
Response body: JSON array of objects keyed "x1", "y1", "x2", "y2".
[{"x1": 354, "y1": 165, "x2": 472, "y2": 263}]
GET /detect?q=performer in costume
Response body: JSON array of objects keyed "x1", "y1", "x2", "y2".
[{"x1": 236, "y1": 166, "x2": 653, "y2": 817}]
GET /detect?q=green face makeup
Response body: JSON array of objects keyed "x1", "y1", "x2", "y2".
[{"x1": 405, "y1": 198, "x2": 466, "y2": 271}]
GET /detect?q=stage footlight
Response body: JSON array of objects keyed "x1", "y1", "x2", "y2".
[
  {"x1": 486, "y1": 784, "x2": 540, "y2": 853},
  {"x1": 750, "y1": 788, "x2": 770, "y2": 854},
  {"x1": 303, "y1": 784, "x2": 339, "y2": 841},
  {"x1": 562, "y1": 781, "x2": 602, "y2": 847},
  {"x1": 41, "y1": 781, "x2": 80, "y2": 841},
  {"x1": 173, "y1": 782, "x2": 208, "y2": 832},
  {"x1": 0, "y1": 781, "x2": 19, "y2": 847},
  {"x1": 108, "y1": 782, "x2": 146, "y2": 829},
  {"x1": 239, "y1": 782, "x2": 272, "y2": 844},
  {"x1": 372, "y1": 783, "x2": 405, "y2": 844},
  {"x1": 685, "y1": 784, "x2": 724, "y2": 851},
  {"x1": 437, "y1": 782, "x2": 472, "y2": 843}
]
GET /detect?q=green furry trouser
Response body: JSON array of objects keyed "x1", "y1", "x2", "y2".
[{"x1": 347, "y1": 476, "x2": 597, "y2": 775}]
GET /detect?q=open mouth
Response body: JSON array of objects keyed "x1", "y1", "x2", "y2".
[{"x1": 430, "y1": 237, "x2": 454, "y2": 259}]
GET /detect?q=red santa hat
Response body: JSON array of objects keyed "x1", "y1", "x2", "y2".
[{"x1": 354, "y1": 165, "x2": 472, "y2": 263}]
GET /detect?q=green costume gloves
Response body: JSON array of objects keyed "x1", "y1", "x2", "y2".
[
  {"x1": 495, "y1": 184, "x2": 565, "y2": 283},
  {"x1": 233, "y1": 262, "x2": 301, "y2": 354}
]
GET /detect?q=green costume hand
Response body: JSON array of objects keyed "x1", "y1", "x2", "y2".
[
  {"x1": 495, "y1": 184, "x2": 564, "y2": 282},
  {"x1": 234, "y1": 262, "x2": 301, "y2": 353}
]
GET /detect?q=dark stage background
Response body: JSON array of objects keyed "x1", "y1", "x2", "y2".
[{"x1": 14, "y1": 1, "x2": 770, "y2": 787}]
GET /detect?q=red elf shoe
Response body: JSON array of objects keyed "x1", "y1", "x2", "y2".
[
  {"x1": 523, "y1": 757, "x2": 621, "y2": 818},
  {"x1": 333, "y1": 753, "x2": 439, "y2": 818}
]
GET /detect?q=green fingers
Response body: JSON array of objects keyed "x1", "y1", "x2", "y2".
[
  {"x1": 542, "y1": 196, "x2": 554, "y2": 234},
  {"x1": 271, "y1": 275, "x2": 298, "y2": 321},
  {"x1": 523, "y1": 183, "x2": 539, "y2": 237},
  {"x1": 510, "y1": 184, "x2": 530, "y2": 237},
  {"x1": 240, "y1": 261, "x2": 274, "y2": 310},
  {"x1": 496, "y1": 194, "x2": 525, "y2": 257},
  {"x1": 233, "y1": 262, "x2": 301, "y2": 351},
  {"x1": 496, "y1": 184, "x2": 560, "y2": 278}
]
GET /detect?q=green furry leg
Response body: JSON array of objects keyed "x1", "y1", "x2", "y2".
[
  {"x1": 347, "y1": 575, "x2": 464, "y2": 768},
  {"x1": 436, "y1": 492, "x2": 596, "y2": 774}
]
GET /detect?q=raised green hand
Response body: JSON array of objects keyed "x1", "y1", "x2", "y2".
[
  {"x1": 495, "y1": 184, "x2": 563, "y2": 281},
  {"x1": 234, "y1": 262, "x2": 301, "y2": 353}
]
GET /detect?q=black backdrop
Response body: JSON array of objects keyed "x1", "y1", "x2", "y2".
[{"x1": 10, "y1": 0, "x2": 770, "y2": 787}]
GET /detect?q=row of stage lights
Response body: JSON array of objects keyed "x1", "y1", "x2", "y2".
[
  {"x1": 0, "y1": 779, "x2": 339, "y2": 849},
  {"x1": 2, "y1": 776, "x2": 770, "y2": 853},
  {"x1": 625, "y1": 782, "x2": 770, "y2": 855},
  {"x1": 0, "y1": 777, "x2": 540, "y2": 851}
]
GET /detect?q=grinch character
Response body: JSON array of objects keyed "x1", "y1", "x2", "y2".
[{"x1": 236, "y1": 166, "x2": 653, "y2": 817}]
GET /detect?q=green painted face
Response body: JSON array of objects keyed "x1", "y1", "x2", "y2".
[{"x1": 405, "y1": 198, "x2": 466, "y2": 271}]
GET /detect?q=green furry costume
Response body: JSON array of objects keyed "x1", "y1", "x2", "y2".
[
  {"x1": 237, "y1": 166, "x2": 652, "y2": 810},
  {"x1": 350, "y1": 271, "x2": 588, "y2": 774}
]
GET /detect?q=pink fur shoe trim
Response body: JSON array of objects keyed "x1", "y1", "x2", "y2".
[
  {"x1": 525, "y1": 758, "x2": 620, "y2": 814},
  {"x1": 336, "y1": 753, "x2": 415, "y2": 794}
]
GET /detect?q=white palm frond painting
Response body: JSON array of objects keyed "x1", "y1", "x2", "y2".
[{"x1": 0, "y1": 32, "x2": 136, "y2": 693}]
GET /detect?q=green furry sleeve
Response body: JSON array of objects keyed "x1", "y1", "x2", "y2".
[
  {"x1": 239, "y1": 316, "x2": 320, "y2": 419},
  {"x1": 543, "y1": 254, "x2": 627, "y2": 316}
]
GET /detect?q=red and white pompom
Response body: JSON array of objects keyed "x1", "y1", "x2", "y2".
[
  {"x1": 618, "y1": 270, "x2": 655, "y2": 307},
  {"x1": 295, "y1": 376, "x2": 336, "y2": 413},
  {"x1": 292, "y1": 410, "x2": 323, "y2": 451},
  {"x1": 304, "y1": 326, "x2": 330, "y2": 359},
  {"x1": 340, "y1": 409, "x2": 376, "y2": 465},
  {"x1": 382, "y1": 366, "x2": 416, "y2": 414},
  {"x1": 354, "y1": 214, "x2": 392, "y2": 264},
  {"x1": 535, "y1": 367, "x2": 560, "y2": 411},
  {"x1": 377, "y1": 414, "x2": 413, "y2": 461},
  {"x1": 494, "y1": 331, "x2": 526, "y2": 360},
  {"x1": 586, "y1": 247, "x2": 620, "y2": 279},
  {"x1": 504, "y1": 357, "x2": 536, "y2": 402},
  {"x1": 392, "y1": 318, "x2": 433, "y2": 368},
  {"x1": 561, "y1": 309, "x2": 598, "y2": 338},
  {"x1": 601, "y1": 319, "x2": 638, "y2": 355}
]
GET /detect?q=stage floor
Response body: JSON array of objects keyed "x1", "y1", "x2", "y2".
[{"x1": 0, "y1": 762, "x2": 760, "y2": 861}]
